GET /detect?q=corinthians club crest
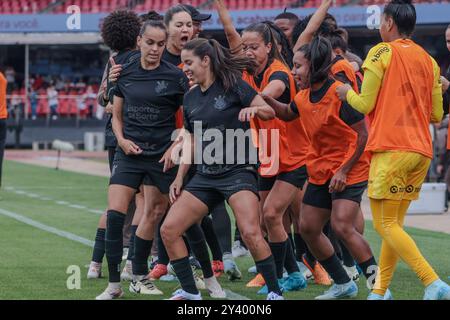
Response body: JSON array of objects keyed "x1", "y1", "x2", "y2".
[
  {"x1": 155, "y1": 80, "x2": 168, "y2": 94},
  {"x1": 213, "y1": 95, "x2": 227, "y2": 110}
]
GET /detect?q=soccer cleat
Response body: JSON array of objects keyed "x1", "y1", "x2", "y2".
[
  {"x1": 267, "y1": 292, "x2": 284, "y2": 300},
  {"x1": 129, "y1": 278, "x2": 163, "y2": 295},
  {"x1": 189, "y1": 256, "x2": 202, "y2": 271},
  {"x1": 297, "y1": 261, "x2": 313, "y2": 280},
  {"x1": 95, "y1": 285, "x2": 123, "y2": 300},
  {"x1": 120, "y1": 260, "x2": 133, "y2": 281},
  {"x1": 281, "y1": 272, "x2": 308, "y2": 292},
  {"x1": 122, "y1": 247, "x2": 129, "y2": 261},
  {"x1": 247, "y1": 265, "x2": 257, "y2": 274},
  {"x1": 367, "y1": 289, "x2": 394, "y2": 300},
  {"x1": 205, "y1": 276, "x2": 227, "y2": 298},
  {"x1": 423, "y1": 279, "x2": 450, "y2": 300},
  {"x1": 168, "y1": 289, "x2": 202, "y2": 300},
  {"x1": 315, "y1": 281, "x2": 358, "y2": 300},
  {"x1": 223, "y1": 255, "x2": 242, "y2": 281},
  {"x1": 149, "y1": 256, "x2": 158, "y2": 270},
  {"x1": 343, "y1": 265, "x2": 360, "y2": 282},
  {"x1": 87, "y1": 261, "x2": 102, "y2": 279},
  {"x1": 302, "y1": 255, "x2": 332, "y2": 286},
  {"x1": 232, "y1": 240, "x2": 250, "y2": 258},
  {"x1": 246, "y1": 273, "x2": 266, "y2": 287},
  {"x1": 212, "y1": 260, "x2": 224, "y2": 278},
  {"x1": 148, "y1": 263, "x2": 168, "y2": 280},
  {"x1": 192, "y1": 266, "x2": 206, "y2": 290}
]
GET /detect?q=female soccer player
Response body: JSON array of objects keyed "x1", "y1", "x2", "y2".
[
  {"x1": 161, "y1": 38, "x2": 283, "y2": 301},
  {"x1": 215, "y1": 0, "x2": 309, "y2": 292},
  {"x1": 96, "y1": 20, "x2": 189, "y2": 300},
  {"x1": 264, "y1": 36, "x2": 379, "y2": 300},
  {"x1": 336, "y1": 0, "x2": 450, "y2": 300},
  {"x1": 87, "y1": 10, "x2": 142, "y2": 281}
]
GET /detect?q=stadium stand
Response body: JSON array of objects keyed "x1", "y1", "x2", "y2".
[{"x1": 0, "y1": 0, "x2": 448, "y2": 14}]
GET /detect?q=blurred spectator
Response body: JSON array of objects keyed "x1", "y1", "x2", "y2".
[
  {"x1": 5, "y1": 67, "x2": 15, "y2": 93},
  {"x1": 29, "y1": 88, "x2": 38, "y2": 120},
  {"x1": 47, "y1": 84, "x2": 58, "y2": 120}
]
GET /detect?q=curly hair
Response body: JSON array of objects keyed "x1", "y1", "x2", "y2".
[{"x1": 101, "y1": 10, "x2": 141, "y2": 52}]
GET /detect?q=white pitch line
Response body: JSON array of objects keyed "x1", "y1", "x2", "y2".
[
  {"x1": 0, "y1": 208, "x2": 94, "y2": 247},
  {"x1": 0, "y1": 207, "x2": 251, "y2": 301},
  {"x1": 5, "y1": 187, "x2": 103, "y2": 216}
]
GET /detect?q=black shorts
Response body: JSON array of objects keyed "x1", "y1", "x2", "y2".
[
  {"x1": 185, "y1": 169, "x2": 259, "y2": 211},
  {"x1": 109, "y1": 150, "x2": 177, "y2": 194},
  {"x1": 258, "y1": 165, "x2": 308, "y2": 191},
  {"x1": 302, "y1": 180, "x2": 368, "y2": 210}
]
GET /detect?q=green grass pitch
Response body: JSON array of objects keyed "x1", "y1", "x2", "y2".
[{"x1": 0, "y1": 160, "x2": 448, "y2": 300}]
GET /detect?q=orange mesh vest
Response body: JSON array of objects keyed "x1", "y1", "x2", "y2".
[
  {"x1": 243, "y1": 59, "x2": 308, "y2": 175},
  {"x1": 331, "y1": 57, "x2": 359, "y2": 92},
  {"x1": 366, "y1": 39, "x2": 435, "y2": 158},
  {"x1": 0, "y1": 73, "x2": 7, "y2": 119},
  {"x1": 296, "y1": 81, "x2": 369, "y2": 185}
]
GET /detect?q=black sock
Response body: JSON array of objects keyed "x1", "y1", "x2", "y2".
[
  {"x1": 340, "y1": 241, "x2": 355, "y2": 267},
  {"x1": 92, "y1": 228, "x2": 106, "y2": 263},
  {"x1": 287, "y1": 232, "x2": 295, "y2": 252},
  {"x1": 211, "y1": 202, "x2": 232, "y2": 254},
  {"x1": 255, "y1": 256, "x2": 282, "y2": 295},
  {"x1": 294, "y1": 233, "x2": 307, "y2": 261},
  {"x1": 358, "y1": 256, "x2": 378, "y2": 288},
  {"x1": 171, "y1": 256, "x2": 198, "y2": 295},
  {"x1": 186, "y1": 224, "x2": 214, "y2": 279},
  {"x1": 157, "y1": 219, "x2": 170, "y2": 265},
  {"x1": 126, "y1": 225, "x2": 138, "y2": 261},
  {"x1": 184, "y1": 236, "x2": 192, "y2": 255},
  {"x1": 284, "y1": 239, "x2": 300, "y2": 274},
  {"x1": 105, "y1": 210, "x2": 125, "y2": 283},
  {"x1": 319, "y1": 254, "x2": 351, "y2": 285},
  {"x1": 132, "y1": 235, "x2": 152, "y2": 277},
  {"x1": 201, "y1": 216, "x2": 223, "y2": 261},
  {"x1": 269, "y1": 241, "x2": 286, "y2": 279},
  {"x1": 304, "y1": 248, "x2": 317, "y2": 266}
]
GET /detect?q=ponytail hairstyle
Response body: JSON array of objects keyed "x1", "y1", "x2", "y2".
[
  {"x1": 298, "y1": 36, "x2": 332, "y2": 86},
  {"x1": 243, "y1": 22, "x2": 288, "y2": 68},
  {"x1": 140, "y1": 19, "x2": 168, "y2": 39},
  {"x1": 263, "y1": 21, "x2": 294, "y2": 69},
  {"x1": 183, "y1": 38, "x2": 257, "y2": 92},
  {"x1": 384, "y1": 0, "x2": 416, "y2": 37}
]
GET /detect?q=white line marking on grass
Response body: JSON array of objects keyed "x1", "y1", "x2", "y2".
[
  {"x1": 0, "y1": 208, "x2": 94, "y2": 247},
  {"x1": 4, "y1": 187, "x2": 103, "y2": 216},
  {"x1": 0, "y1": 207, "x2": 251, "y2": 301},
  {"x1": 69, "y1": 204, "x2": 87, "y2": 210}
]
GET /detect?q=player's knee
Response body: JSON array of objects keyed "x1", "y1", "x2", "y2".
[
  {"x1": 160, "y1": 221, "x2": 178, "y2": 246},
  {"x1": 263, "y1": 205, "x2": 281, "y2": 227},
  {"x1": 331, "y1": 220, "x2": 353, "y2": 239},
  {"x1": 299, "y1": 220, "x2": 318, "y2": 239},
  {"x1": 240, "y1": 227, "x2": 261, "y2": 251}
]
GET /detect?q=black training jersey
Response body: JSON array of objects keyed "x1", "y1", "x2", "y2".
[
  {"x1": 105, "y1": 50, "x2": 141, "y2": 148},
  {"x1": 183, "y1": 78, "x2": 258, "y2": 176},
  {"x1": 162, "y1": 48, "x2": 182, "y2": 67},
  {"x1": 114, "y1": 59, "x2": 189, "y2": 158}
]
